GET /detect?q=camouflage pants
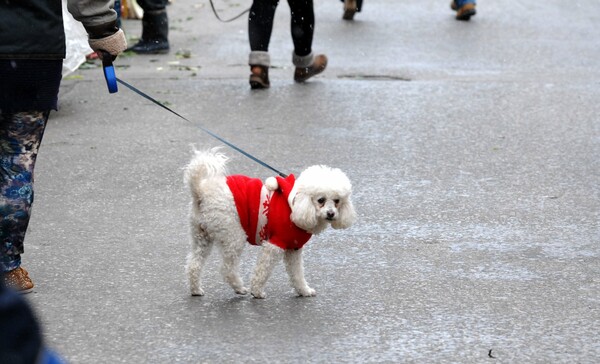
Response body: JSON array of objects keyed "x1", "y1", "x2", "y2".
[{"x1": 1, "y1": 111, "x2": 48, "y2": 272}]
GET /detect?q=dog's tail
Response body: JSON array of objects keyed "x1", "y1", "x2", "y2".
[{"x1": 184, "y1": 147, "x2": 228, "y2": 201}]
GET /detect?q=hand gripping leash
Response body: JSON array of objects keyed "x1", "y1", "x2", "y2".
[{"x1": 101, "y1": 54, "x2": 287, "y2": 177}]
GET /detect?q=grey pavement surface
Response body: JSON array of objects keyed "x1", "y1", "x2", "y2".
[{"x1": 22, "y1": 0, "x2": 599, "y2": 362}]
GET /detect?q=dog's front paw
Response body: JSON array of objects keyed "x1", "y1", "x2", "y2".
[
  {"x1": 191, "y1": 288, "x2": 205, "y2": 296},
  {"x1": 251, "y1": 290, "x2": 266, "y2": 299},
  {"x1": 297, "y1": 287, "x2": 316, "y2": 297}
]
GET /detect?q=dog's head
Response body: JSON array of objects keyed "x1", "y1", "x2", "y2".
[{"x1": 288, "y1": 165, "x2": 356, "y2": 234}]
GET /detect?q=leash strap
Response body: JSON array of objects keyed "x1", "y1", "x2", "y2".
[
  {"x1": 115, "y1": 77, "x2": 288, "y2": 177},
  {"x1": 208, "y1": 0, "x2": 250, "y2": 23}
]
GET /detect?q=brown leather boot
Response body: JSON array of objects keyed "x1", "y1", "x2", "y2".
[
  {"x1": 249, "y1": 65, "x2": 270, "y2": 89},
  {"x1": 294, "y1": 55, "x2": 328, "y2": 83},
  {"x1": 3, "y1": 267, "x2": 34, "y2": 294},
  {"x1": 451, "y1": 1, "x2": 476, "y2": 21},
  {"x1": 343, "y1": 0, "x2": 358, "y2": 20}
]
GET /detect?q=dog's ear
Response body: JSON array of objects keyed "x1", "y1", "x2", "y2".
[
  {"x1": 290, "y1": 192, "x2": 318, "y2": 231},
  {"x1": 332, "y1": 197, "x2": 356, "y2": 230}
]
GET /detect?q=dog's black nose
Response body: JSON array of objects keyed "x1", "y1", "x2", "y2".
[{"x1": 326, "y1": 211, "x2": 335, "y2": 219}]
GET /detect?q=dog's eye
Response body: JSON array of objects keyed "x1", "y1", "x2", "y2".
[
  {"x1": 317, "y1": 197, "x2": 326, "y2": 205},
  {"x1": 334, "y1": 199, "x2": 340, "y2": 206}
]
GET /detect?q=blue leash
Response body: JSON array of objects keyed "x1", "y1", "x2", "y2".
[{"x1": 101, "y1": 53, "x2": 287, "y2": 178}]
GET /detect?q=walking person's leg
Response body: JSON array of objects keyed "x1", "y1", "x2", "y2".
[
  {"x1": 288, "y1": 0, "x2": 314, "y2": 57},
  {"x1": 248, "y1": 0, "x2": 279, "y2": 89},
  {"x1": 451, "y1": 0, "x2": 476, "y2": 21},
  {"x1": 288, "y1": 0, "x2": 327, "y2": 83},
  {"x1": 128, "y1": 0, "x2": 170, "y2": 54},
  {"x1": 1, "y1": 111, "x2": 49, "y2": 293}
]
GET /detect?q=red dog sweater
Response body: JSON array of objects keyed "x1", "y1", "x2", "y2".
[{"x1": 226, "y1": 174, "x2": 312, "y2": 250}]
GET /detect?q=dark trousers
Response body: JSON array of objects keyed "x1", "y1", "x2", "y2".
[
  {"x1": 136, "y1": 0, "x2": 168, "y2": 11},
  {"x1": 249, "y1": 0, "x2": 314, "y2": 57},
  {"x1": 340, "y1": 0, "x2": 363, "y2": 11}
]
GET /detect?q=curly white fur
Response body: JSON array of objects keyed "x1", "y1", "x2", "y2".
[{"x1": 184, "y1": 148, "x2": 356, "y2": 298}]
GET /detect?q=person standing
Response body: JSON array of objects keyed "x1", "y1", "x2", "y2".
[
  {"x1": 0, "y1": 0, "x2": 127, "y2": 293},
  {"x1": 451, "y1": 0, "x2": 476, "y2": 21},
  {"x1": 127, "y1": 0, "x2": 170, "y2": 54},
  {"x1": 248, "y1": 0, "x2": 328, "y2": 89}
]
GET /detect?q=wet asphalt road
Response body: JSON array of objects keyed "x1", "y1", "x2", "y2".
[{"x1": 22, "y1": 0, "x2": 599, "y2": 362}]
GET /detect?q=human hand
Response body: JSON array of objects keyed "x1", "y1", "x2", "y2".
[{"x1": 88, "y1": 29, "x2": 127, "y2": 60}]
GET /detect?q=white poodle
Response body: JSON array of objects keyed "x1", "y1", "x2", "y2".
[{"x1": 184, "y1": 149, "x2": 356, "y2": 298}]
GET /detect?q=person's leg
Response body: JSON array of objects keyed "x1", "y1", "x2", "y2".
[
  {"x1": 128, "y1": 0, "x2": 170, "y2": 54},
  {"x1": 340, "y1": 0, "x2": 363, "y2": 16},
  {"x1": 288, "y1": 0, "x2": 327, "y2": 82},
  {"x1": 287, "y1": 0, "x2": 314, "y2": 57},
  {"x1": 451, "y1": 0, "x2": 476, "y2": 21},
  {"x1": 248, "y1": 0, "x2": 279, "y2": 89},
  {"x1": 454, "y1": 0, "x2": 476, "y2": 6},
  {"x1": 1, "y1": 111, "x2": 48, "y2": 292},
  {"x1": 248, "y1": 0, "x2": 279, "y2": 53},
  {"x1": 342, "y1": 0, "x2": 357, "y2": 20}
]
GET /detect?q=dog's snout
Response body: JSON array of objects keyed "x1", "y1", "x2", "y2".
[{"x1": 326, "y1": 211, "x2": 335, "y2": 220}]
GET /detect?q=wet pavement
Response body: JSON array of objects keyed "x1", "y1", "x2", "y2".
[{"x1": 22, "y1": 0, "x2": 600, "y2": 362}]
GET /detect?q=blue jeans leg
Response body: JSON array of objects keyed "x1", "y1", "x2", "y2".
[{"x1": 456, "y1": 0, "x2": 476, "y2": 6}]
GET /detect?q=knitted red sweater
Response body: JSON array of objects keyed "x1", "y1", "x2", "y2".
[{"x1": 226, "y1": 174, "x2": 312, "y2": 250}]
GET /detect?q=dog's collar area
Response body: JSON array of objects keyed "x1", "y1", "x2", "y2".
[{"x1": 288, "y1": 185, "x2": 298, "y2": 208}]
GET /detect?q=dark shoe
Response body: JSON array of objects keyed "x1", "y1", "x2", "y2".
[
  {"x1": 3, "y1": 267, "x2": 34, "y2": 294},
  {"x1": 129, "y1": 39, "x2": 170, "y2": 54},
  {"x1": 249, "y1": 65, "x2": 270, "y2": 89},
  {"x1": 294, "y1": 55, "x2": 328, "y2": 83},
  {"x1": 451, "y1": 1, "x2": 476, "y2": 21},
  {"x1": 128, "y1": 9, "x2": 170, "y2": 54},
  {"x1": 343, "y1": 0, "x2": 358, "y2": 20}
]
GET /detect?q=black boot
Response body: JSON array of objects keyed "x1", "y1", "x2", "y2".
[{"x1": 128, "y1": 9, "x2": 170, "y2": 54}]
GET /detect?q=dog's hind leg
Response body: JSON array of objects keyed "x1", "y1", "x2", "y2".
[
  {"x1": 250, "y1": 242, "x2": 284, "y2": 299},
  {"x1": 185, "y1": 227, "x2": 213, "y2": 296},
  {"x1": 220, "y1": 237, "x2": 249, "y2": 295},
  {"x1": 284, "y1": 248, "x2": 316, "y2": 297}
]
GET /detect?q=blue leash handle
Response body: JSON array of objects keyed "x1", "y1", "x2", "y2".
[{"x1": 101, "y1": 52, "x2": 118, "y2": 93}]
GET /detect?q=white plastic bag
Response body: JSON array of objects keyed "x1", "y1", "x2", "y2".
[{"x1": 62, "y1": 0, "x2": 93, "y2": 76}]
